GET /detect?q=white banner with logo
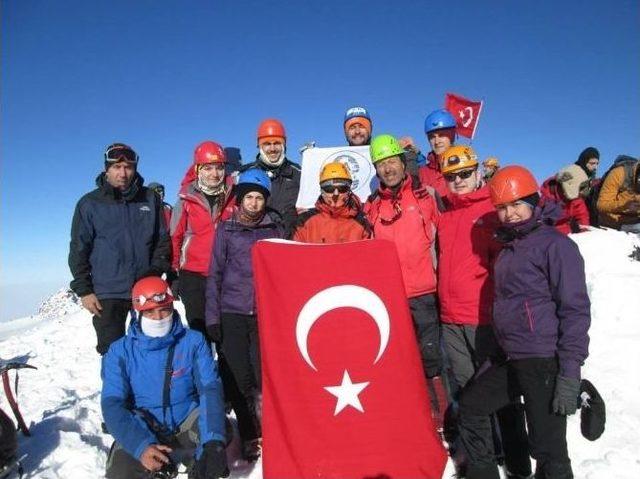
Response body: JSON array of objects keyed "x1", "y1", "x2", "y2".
[{"x1": 296, "y1": 146, "x2": 377, "y2": 209}]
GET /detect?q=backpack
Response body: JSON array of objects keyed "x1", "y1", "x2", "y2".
[
  {"x1": 592, "y1": 155, "x2": 638, "y2": 226},
  {"x1": 0, "y1": 407, "x2": 17, "y2": 470}
]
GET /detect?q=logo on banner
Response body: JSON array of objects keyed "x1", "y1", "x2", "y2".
[
  {"x1": 295, "y1": 284, "x2": 390, "y2": 415},
  {"x1": 321, "y1": 150, "x2": 373, "y2": 192}
]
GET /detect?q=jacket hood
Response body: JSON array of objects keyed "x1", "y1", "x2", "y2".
[
  {"x1": 496, "y1": 200, "x2": 563, "y2": 242},
  {"x1": 128, "y1": 310, "x2": 186, "y2": 351},
  {"x1": 95, "y1": 172, "x2": 144, "y2": 201}
]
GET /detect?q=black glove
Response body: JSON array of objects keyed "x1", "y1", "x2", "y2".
[
  {"x1": 207, "y1": 324, "x2": 222, "y2": 343},
  {"x1": 552, "y1": 375, "x2": 581, "y2": 415},
  {"x1": 194, "y1": 440, "x2": 229, "y2": 479},
  {"x1": 167, "y1": 271, "x2": 179, "y2": 300}
]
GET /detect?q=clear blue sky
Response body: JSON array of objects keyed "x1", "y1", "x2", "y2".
[{"x1": 1, "y1": 0, "x2": 639, "y2": 317}]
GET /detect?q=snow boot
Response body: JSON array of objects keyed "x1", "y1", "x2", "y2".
[{"x1": 242, "y1": 438, "x2": 262, "y2": 462}]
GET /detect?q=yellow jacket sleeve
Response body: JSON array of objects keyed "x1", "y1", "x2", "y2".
[{"x1": 597, "y1": 166, "x2": 640, "y2": 214}]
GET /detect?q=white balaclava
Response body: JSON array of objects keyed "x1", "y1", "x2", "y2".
[{"x1": 140, "y1": 315, "x2": 173, "y2": 338}]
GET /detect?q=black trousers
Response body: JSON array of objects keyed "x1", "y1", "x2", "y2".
[
  {"x1": 220, "y1": 313, "x2": 262, "y2": 441},
  {"x1": 178, "y1": 270, "x2": 208, "y2": 336},
  {"x1": 105, "y1": 408, "x2": 199, "y2": 478},
  {"x1": 92, "y1": 298, "x2": 131, "y2": 355},
  {"x1": 458, "y1": 357, "x2": 572, "y2": 479},
  {"x1": 408, "y1": 293, "x2": 443, "y2": 378}
]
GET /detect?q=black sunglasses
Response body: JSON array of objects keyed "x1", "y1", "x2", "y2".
[
  {"x1": 320, "y1": 184, "x2": 350, "y2": 194},
  {"x1": 444, "y1": 169, "x2": 475, "y2": 182},
  {"x1": 105, "y1": 143, "x2": 138, "y2": 164}
]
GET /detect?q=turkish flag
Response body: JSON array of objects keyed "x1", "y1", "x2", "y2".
[
  {"x1": 445, "y1": 92, "x2": 483, "y2": 139},
  {"x1": 253, "y1": 239, "x2": 447, "y2": 479}
]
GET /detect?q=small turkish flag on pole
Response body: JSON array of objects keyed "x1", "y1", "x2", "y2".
[
  {"x1": 445, "y1": 92, "x2": 484, "y2": 139},
  {"x1": 253, "y1": 239, "x2": 447, "y2": 479}
]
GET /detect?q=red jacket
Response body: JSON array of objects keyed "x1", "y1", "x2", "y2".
[
  {"x1": 170, "y1": 169, "x2": 235, "y2": 275},
  {"x1": 418, "y1": 152, "x2": 449, "y2": 200},
  {"x1": 292, "y1": 195, "x2": 371, "y2": 243},
  {"x1": 540, "y1": 177, "x2": 590, "y2": 235},
  {"x1": 437, "y1": 187, "x2": 501, "y2": 326},
  {"x1": 365, "y1": 176, "x2": 439, "y2": 298}
]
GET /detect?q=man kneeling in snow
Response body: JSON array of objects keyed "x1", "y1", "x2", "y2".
[{"x1": 101, "y1": 277, "x2": 228, "y2": 478}]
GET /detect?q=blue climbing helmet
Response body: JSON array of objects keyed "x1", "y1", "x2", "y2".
[
  {"x1": 235, "y1": 167, "x2": 271, "y2": 202},
  {"x1": 424, "y1": 108, "x2": 456, "y2": 134}
]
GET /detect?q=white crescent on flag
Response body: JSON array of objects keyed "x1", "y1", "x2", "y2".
[{"x1": 295, "y1": 284, "x2": 390, "y2": 371}]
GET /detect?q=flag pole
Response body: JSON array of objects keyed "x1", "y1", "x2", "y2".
[{"x1": 469, "y1": 97, "x2": 485, "y2": 145}]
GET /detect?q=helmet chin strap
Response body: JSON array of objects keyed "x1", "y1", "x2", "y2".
[{"x1": 259, "y1": 147, "x2": 285, "y2": 168}]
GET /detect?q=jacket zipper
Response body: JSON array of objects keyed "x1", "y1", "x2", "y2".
[{"x1": 524, "y1": 300, "x2": 534, "y2": 332}]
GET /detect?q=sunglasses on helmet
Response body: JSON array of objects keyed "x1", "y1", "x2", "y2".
[
  {"x1": 444, "y1": 168, "x2": 476, "y2": 182},
  {"x1": 104, "y1": 144, "x2": 138, "y2": 164},
  {"x1": 320, "y1": 183, "x2": 350, "y2": 194},
  {"x1": 134, "y1": 292, "x2": 170, "y2": 307}
]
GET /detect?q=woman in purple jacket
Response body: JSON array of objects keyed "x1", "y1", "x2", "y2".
[
  {"x1": 205, "y1": 168, "x2": 283, "y2": 462},
  {"x1": 458, "y1": 166, "x2": 590, "y2": 479}
]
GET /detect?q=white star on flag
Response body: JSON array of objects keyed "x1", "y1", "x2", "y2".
[{"x1": 324, "y1": 370, "x2": 370, "y2": 416}]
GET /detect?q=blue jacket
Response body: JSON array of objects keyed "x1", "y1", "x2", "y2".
[
  {"x1": 205, "y1": 212, "x2": 283, "y2": 326},
  {"x1": 101, "y1": 312, "x2": 225, "y2": 460},
  {"x1": 69, "y1": 173, "x2": 171, "y2": 299},
  {"x1": 493, "y1": 202, "x2": 591, "y2": 379}
]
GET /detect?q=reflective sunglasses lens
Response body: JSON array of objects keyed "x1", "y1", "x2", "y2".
[
  {"x1": 321, "y1": 184, "x2": 350, "y2": 193},
  {"x1": 444, "y1": 169, "x2": 475, "y2": 182}
]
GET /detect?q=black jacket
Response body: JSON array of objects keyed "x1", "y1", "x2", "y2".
[
  {"x1": 68, "y1": 173, "x2": 171, "y2": 299},
  {"x1": 240, "y1": 157, "x2": 301, "y2": 232}
]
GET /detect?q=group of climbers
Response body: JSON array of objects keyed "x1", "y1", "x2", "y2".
[
  {"x1": 538, "y1": 146, "x2": 640, "y2": 235},
  {"x1": 68, "y1": 104, "x2": 634, "y2": 479}
]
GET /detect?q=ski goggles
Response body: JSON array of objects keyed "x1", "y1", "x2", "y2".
[
  {"x1": 444, "y1": 168, "x2": 476, "y2": 182},
  {"x1": 104, "y1": 143, "x2": 139, "y2": 164},
  {"x1": 134, "y1": 292, "x2": 171, "y2": 307},
  {"x1": 320, "y1": 181, "x2": 351, "y2": 194}
]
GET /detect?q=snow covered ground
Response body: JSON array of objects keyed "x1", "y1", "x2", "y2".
[{"x1": 1, "y1": 228, "x2": 639, "y2": 478}]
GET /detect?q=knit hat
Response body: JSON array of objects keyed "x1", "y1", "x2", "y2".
[
  {"x1": 577, "y1": 146, "x2": 600, "y2": 164},
  {"x1": 344, "y1": 106, "x2": 372, "y2": 136},
  {"x1": 517, "y1": 192, "x2": 540, "y2": 209},
  {"x1": 556, "y1": 164, "x2": 589, "y2": 200},
  {"x1": 104, "y1": 143, "x2": 138, "y2": 171}
]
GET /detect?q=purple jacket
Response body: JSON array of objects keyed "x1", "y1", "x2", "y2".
[
  {"x1": 492, "y1": 202, "x2": 590, "y2": 379},
  {"x1": 205, "y1": 212, "x2": 283, "y2": 326}
]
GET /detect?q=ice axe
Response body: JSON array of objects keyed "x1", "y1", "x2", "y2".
[{"x1": 1, "y1": 361, "x2": 37, "y2": 437}]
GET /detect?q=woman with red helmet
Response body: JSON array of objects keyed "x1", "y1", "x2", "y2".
[
  {"x1": 457, "y1": 166, "x2": 591, "y2": 479},
  {"x1": 170, "y1": 141, "x2": 235, "y2": 336},
  {"x1": 101, "y1": 277, "x2": 228, "y2": 479}
]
